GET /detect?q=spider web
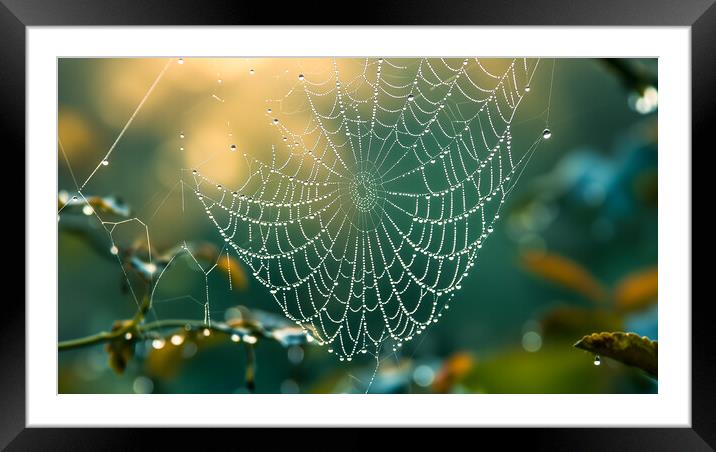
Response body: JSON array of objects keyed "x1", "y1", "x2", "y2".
[{"x1": 191, "y1": 58, "x2": 543, "y2": 361}]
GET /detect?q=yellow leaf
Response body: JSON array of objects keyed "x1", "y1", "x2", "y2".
[
  {"x1": 145, "y1": 329, "x2": 223, "y2": 379},
  {"x1": 521, "y1": 250, "x2": 608, "y2": 303},
  {"x1": 144, "y1": 333, "x2": 187, "y2": 379}
]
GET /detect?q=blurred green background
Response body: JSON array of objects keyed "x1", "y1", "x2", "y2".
[{"x1": 58, "y1": 58, "x2": 658, "y2": 394}]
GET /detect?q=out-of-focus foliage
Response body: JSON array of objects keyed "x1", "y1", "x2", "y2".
[
  {"x1": 614, "y1": 267, "x2": 658, "y2": 313},
  {"x1": 521, "y1": 250, "x2": 609, "y2": 303}
]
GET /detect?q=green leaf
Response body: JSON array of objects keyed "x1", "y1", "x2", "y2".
[{"x1": 574, "y1": 332, "x2": 657, "y2": 378}]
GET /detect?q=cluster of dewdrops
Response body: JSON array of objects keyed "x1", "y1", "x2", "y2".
[{"x1": 191, "y1": 58, "x2": 542, "y2": 361}]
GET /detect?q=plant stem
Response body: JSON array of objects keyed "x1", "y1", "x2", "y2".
[
  {"x1": 58, "y1": 330, "x2": 119, "y2": 351},
  {"x1": 58, "y1": 319, "x2": 249, "y2": 351},
  {"x1": 58, "y1": 294, "x2": 253, "y2": 351}
]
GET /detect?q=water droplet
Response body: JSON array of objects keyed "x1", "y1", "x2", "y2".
[
  {"x1": 177, "y1": 58, "x2": 184, "y2": 65},
  {"x1": 82, "y1": 205, "x2": 94, "y2": 216},
  {"x1": 110, "y1": 245, "x2": 119, "y2": 255},
  {"x1": 170, "y1": 334, "x2": 184, "y2": 346},
  {"x1": 542, "y1": 128, "x2": 552, "y2": 140},
  {"x1": 152, "y1": 338, "x2": 165, "y2": 349},
  {"x1": 249, "y1": 68, "x2": 255, "y2": 75},
  {"x1": 179, "y1": 132, "x2": 185, "y2": 139},
  {"x1": 192, "y1": 169, "x2": 198, "y2": 175},
  {"x1": 594, "y1": 355, "x2": 601, "y2": 366},
  {"x1": 408, "y1": 94, "x2": 415, "y2": 101},
  {"x1": 230, "y1": 144, "x2": 237, "y2": 152},
  {"x1": 273, "y1": 118, "x2": 279, "y2": 125},
  {"x1": 524, "y1": 85, "x2": 531, "y2": 92},
  {"x1": 101, "y1": 159, "x2": 109, "y2": 166},
  {"x1": 298, "y1": 74, "x2": 305, "y2": 81}
]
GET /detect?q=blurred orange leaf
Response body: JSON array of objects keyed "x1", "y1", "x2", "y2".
[
  {"x1": 521, "y1": 250, "x2": 608, "y2": 303},
  {"x1": 217, "y1": 253, "x2": 248, "y2": 291},
  {"x1": 613, "y1": 267, "x2": 658, "y2": 313},
  {"x1": 433, "y1": 352, "x2": 474, "y2": 393}
]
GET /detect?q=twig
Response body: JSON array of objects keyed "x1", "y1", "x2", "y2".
[
  {"x1": 58, "y1": 320, "x2": 255, "y2": 351},
  {"x1": 59, "y1": 295, "x2": 152, "y2": 351}
]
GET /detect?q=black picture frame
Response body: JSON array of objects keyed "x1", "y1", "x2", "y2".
[{"x1": 5, "y1": 0, "x2": 710, "y2": 447}]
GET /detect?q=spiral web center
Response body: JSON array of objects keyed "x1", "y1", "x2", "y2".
[
  {"x1": 350, "y1": 171, "x2": 380, "y2": 212},
  {"x1": 193, "y1": 57, "x2": 543, "y2": 362}
]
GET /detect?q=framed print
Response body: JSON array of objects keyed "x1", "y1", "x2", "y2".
[{"x1": 5, "y1": 0, "x2": 712, "y2": 447}]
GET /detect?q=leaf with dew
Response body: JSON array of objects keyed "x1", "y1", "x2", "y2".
[{"x1": 574, "y1": 332, "x2": 657, "y2": 378}]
